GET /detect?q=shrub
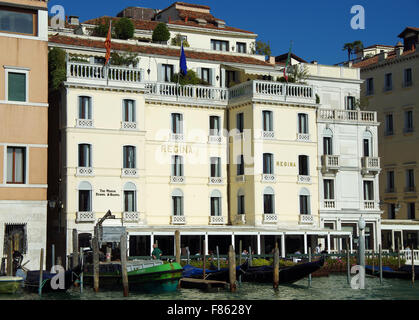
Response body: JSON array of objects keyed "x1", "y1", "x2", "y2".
[
  {"x1": 48, "y1": 47, "x2": 67, "y2": 91},
  {"x1": 114, "y1": 17, "x2": 134, "y2": 40},
  {"x1": 152, "y1": 22, "x2": 170, "y2": 42},
  {"x1": 316, "y1": 94, "x2": 320, "y2": 104},
  {"x1": 92, "y1": 19, "x2": 111, "y2": 38},
  {"x1": 171, "y1": 70, "x2": 207, "y2": 86},
  {"x1": 110, "y1": 52, "x2": 138, "y2": 67},
  {"x1": 171, "y1": 33, "x2": 190, "y2": 47},
  {"x1": 250, "y1": 40, "x2": 271, "y2": 57}
]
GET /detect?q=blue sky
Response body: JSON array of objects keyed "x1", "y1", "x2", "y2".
[{"x1": 48, "y1": 0, "x2": 419, "y2": 65}]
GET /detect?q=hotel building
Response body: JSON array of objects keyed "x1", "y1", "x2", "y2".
[
  {"x1": 354, "y1": 27, "x2": 419, "y2": 251},
  {"x1": 0, "y1": 0, "x2": 48, "y2": 271},
  {"x1": 47, "y1": 2, "x2": 371, "y2": 261}
]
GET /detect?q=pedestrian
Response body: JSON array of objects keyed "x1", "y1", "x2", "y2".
[
  {"x1": 151, "y1": 243, "x2": 162, "y2": 260},
  {"x1": 315, "y1": 243, "x2": 322, "y2": 254}
]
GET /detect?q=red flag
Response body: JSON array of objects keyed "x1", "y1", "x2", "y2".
[{"x1": 104, "y1": 21, "x2": 112, "y2": 66}]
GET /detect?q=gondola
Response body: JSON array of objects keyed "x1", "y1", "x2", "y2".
[
  {"x1": 23, "y1": 269, "x2": 74, "y2": 293},
  {"x1": 182, "y1": 263, "x2": 244, "y2": 282},
  {"x1": 365, "y1": 265, "x2": 419, "y2": 280}
]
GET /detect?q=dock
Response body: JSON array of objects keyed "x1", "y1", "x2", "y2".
[{"x1": 178, "y1": 278, "x2": 228, "y2": 291}]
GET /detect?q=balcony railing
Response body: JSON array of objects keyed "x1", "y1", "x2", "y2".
[
  {"x1": 299, "y1": 214, "x2": 314, "y2": 224},
  {"x1": 171, "y1": 176, "x2": 185, "y2": 184},
  {"x1": 76, "y1": 167, "x2": 94, "y2": 177},
  {"x1": 76, "y1": 211, "x2": 95, "y2": 223},
  {"x1": 121, "y1": 121, "x2": 138, "y2": 130},
  {"x1": 67, "y1": 62, "x2": 143, "y2": 88},
  {"x1": 76, "y1": 118, "x2": 94, "y2": 128},
  {"x1": 321, "y1": 155, "x2": 340, "y2": 172},
  {"x1": 261, "y1": 130, "x2": 275, "y2": 140},
  {"x1": 209, "y1": 177, "x2": 223, "y2": 185},
  {"x1": 296, "y1": 133, "x2": 310, "y2": 142},
  {"x1": 170, "y1": 133, "x2": 184, "y2": 142},
  {"x1": 236, "y1": 175, "x2": 245, "y2": 182},
  {"x1": 364, "y1": 201, "x2": 375, "y2": 210},
  {"x1": 171, "y1": 215, "x2": 186, "y2": 225},
  {"x1": 145, "y1": 82, "x2": 228, "y2": 104},
  {"x1": 298, "y1": 175, "x2": 311, "y2": 184},
  {"x1": 208, "y1": 135, "x2": 222, "y2": 144},
  {"x1": 121, "y1": 168, "x2": 138, "y2": 177},
  {"x1": 261, "y1": 174, "x2": 276, "y2": 183},
  {"x1": 323, "y1": 200, "x2": 336, "y2": 209},
  {"x1": 263, "y1": 214, "x2": 278, "y2": 224},
  {"x1": 123, "y1": 212, "x2": 140, "y2": 223},
  {"x1": 361, "y1": 157, "x2": 381, "y2": 175},
  {"x1": 318, "y1": 109, "x2": 377, "y2": 123},
  {"x1": 210, "y1": 216, "x2": 225, "y2": 225},
  {"x1": 229, "y1": 80, "x2": 315, "y2": 104}
]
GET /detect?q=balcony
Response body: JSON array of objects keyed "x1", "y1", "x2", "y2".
[
  {"x1": 170, "y1": 133, "x2": 184, "y2": 142},
  {"x1": 361, "y1": 157, "x2": 381, "y2": 175},
  {"x1": 171, "y1": 215, "x2": 186, "y2": 225},
  {"x1": 123, "y1": 212, "x2": 140, "y2": 223},
  {"x1": 76, "y1": 211, "x2": 95, "y2": 223},
  {"x1": 318, "y1": 109, "x2": 377, "y2": 124},
  {"x1": 364, "y1": 201, "x2": 375, "y2": 210},
  {"x1": 299, "y1": 214, "x2": 314, "y2": 224},
  {"x1": 121, "y1": 121, "x2": 137, "y2": 130},
  {"x1": 321, "y1": 155, "x2": 340, "y2": 174},
  {"x1": 261, "y1": 130, "x2": 275, "y2": 140},
  {"x1": 67, "y1": 62, "x2": 143, "y2": 89},
  {"x1": 296, "y1": 133, "x2": 310, "y2": 142},
  {"x1": 209, "y1": 177, "x2": 224, "y2": 185},
  {"x1": 323, "y1": 200, "x2": 336, "y2": 209},
  {"x1": 121, "y1": 168, "x2": 138, "y2": 177},
  {"x1": 76, "y1": 118, "x2": 94, "y2": 128},
  {"x1": 263, "y1": 214, "x2": 278, "y2": 224},
  {"x1": 209, "y1": 216, "x2": 226, "y2": 225},
  {"x1": 171, "y1": 176, "x2": 185, "y2": 184},
  {"x1": 145, "y1": 82, "x2": 228, "y2": 106},
  {"x1": 298, "y1": 175, "x2": 312, "y2": 184},
  {"x1": 229, "y1": 80, "x2": 316, "y2": 105},
  {"x1": 208, "y1": 135, "x2": 222, "y2": 144},
  {"x1": 76, "y1": 167, "x2": 94, "y2": 177},
  {"x1": 261, "y1": 174, "x2": 276, "y2": 183}
]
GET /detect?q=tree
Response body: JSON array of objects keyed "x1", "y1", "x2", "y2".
[
  {"x1": 152, "y1": 22, "x2": 170, "y2": 42},
  {"x1": 48, "y1": 47, "x2": 67, "y2": 91},
  {"x1": 342, "y1": 42, "x2": 354, "y2": 62},
  {"x1": 91, "y1": 18, "x2": 111, "y2": 38},
  {"x1": 343, "y1": 40, "x2": 364, "y2": 62},
  {"x1": 250, "y1": 40, "x2": 271, "y2": 57},
  {"x1": 171, "y1": 33, "x2": 190, "y2": 47},
  {"x1": 290, "y1": 64, "x2": 310, "y2": 84},
  {"x1": 110, "y1": 52, "x2": 138, "y2": 67},
  {"x1": 114, "y1": 18, "x2": 134, "y2": 40},
  {"x1": 352, "y1": 40, "x2": 364, "y2": 57}
]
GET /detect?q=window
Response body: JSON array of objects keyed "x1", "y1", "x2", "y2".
[
  {"x1": 78, "y1": 144, "x2": 92, "y2": 168},
  {"x1": 323, "y1": 137, "x2": 333, "y2": 155},
  {"x1": 237, "y1": 155, "x2": 244, "y2": 176},
  {"x1": 363, "y1": 181, "x2": 374, "y2": 201},
  {"x1": 262, "y1": 111, "x2": 273, "y2": 132},
  {"x1": 79, "y1": 96, "x2": 92, "y2": 119},
  {"x1": 0, "y1": 7, "x2": 36, "y2": 36},
  {"x1": 324, "y1": 180, "x2": 334, "y2": 200},
  {"x1": 263, "y1": 153, "x2": 274, "y2": 175},
  {"x1": 7, "y1": 71, "x2": 27, "y2": 102},
  {"x1": 386, "y1": 171, "x2": 395, "y2": 193},
  {"x1": 404, "y1": 110, "x2": 414, "y2": 133},
  {"x1": 123, "y1": 146, "x2": 136, "y2": 169},
  {"x1": 172, "y1": 155, "x2": 184, "y2": 177},
  {"x1": 388, "y1": 204, "x2": 396, "y2": 219},
  {"x1": 201, "y1": 68, "x2": 210, "y2": 84},
  {"x1": 123, "y1": 99, "x2": 136, "y2": 122},
  {"x1": 123, "y1": 182, "x2": 136, "y2": 213},
  {"x1": 172, "y1": 189, "x2": 184, "y2": 216},
  {"x1": 384, "y1": 73, "x2": 392, "y2": 91},
  {"x1": 299, "y1": 188, "x2": 311, "y2": 215},
  {"x1": 404, "y1": 68, "x2": 412, "y2": 87},
  {"x1": 236, "y1": 113, "x2": 244, "y2": 133},
  {"x1": 211, "y1": 39, "x2": 229, "y2": 52},
  {"x1": 3, "y1": 224, "x2": 27, "y2": 255},
  {"x1": 346, "y1": 96, "x2": 356, "y2": 110},
  {"x1": 299, "y1": 155, "x2": 309, "y2": 176},
  {"x1": 408, "y1": 203, "x2": 416, "y2": 220},
  {"x1": 363, "y1": 131, "x2": 372, "y2": 157},
  {"x1": 263, "y1": 187, "x2": 275, "y2": 214},
  {"x1": 78, "y1": 181, "x2": 92, "y2": 212},
  {"x1": 385, "y1": 114, "x2": 394, "y2": 136},
  {"x1": 6, "y1": 147, "x2": 25, "y2": 184},
  {"x1": 171, "y1": 113, "x2": 183, "y2": 134},
  {"x1": 209, "y1": 116, "x2": 221, "y2": 136},
  {"x1": 237, "y1": 190, "x2": 245, "y2": 215},
  {"x1": 237, "y1": 42, "x2": 246, "y2": 53},
  {"x1": 406, "y1": 169, "x2": 415, "y2": 191},
  {"x1": 366, "y1": 78, "x2": 374, "y2": 95},
  {"x1": 210, "y1": 190, "x2": 222, "y2": 216},
  {"x1": 210, "y1": 157, "x2": 221, "y2": 178},
  {"x1": 298, "y1": 113, "x2": 308, "y2": 134},
  {"x1": 226, "y1": 70, "x2": 236, "y2": 87},
  {"x1": 162, "y1": 64, "x2": 174, "y2": 82}
]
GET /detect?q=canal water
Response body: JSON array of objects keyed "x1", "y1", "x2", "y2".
[{"x1": 1, "y1": 274, "x2": 419, "y2": 300}]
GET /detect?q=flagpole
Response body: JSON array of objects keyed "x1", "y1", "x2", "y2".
[
  {"x1": 177, "y1": 39, "x2": 183, "y2": 101},
  {"x1": 284, "y1": 40, "x2": 293, "y2": 102}
]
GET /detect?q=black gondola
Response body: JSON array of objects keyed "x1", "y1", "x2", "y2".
[{"x1": 365, "y1": 265, "x2": 419, "y2": 280}]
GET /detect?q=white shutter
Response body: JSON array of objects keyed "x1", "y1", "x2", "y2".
[{"x1": 157, "y1": 63, "x2": 163, "y2": 82}]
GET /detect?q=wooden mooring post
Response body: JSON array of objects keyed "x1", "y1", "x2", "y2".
[
  {"x1": 51, "y1": 244, "x2": 55, "y2": 269},
  {"x1": 249, "y1": 246, "x2": 253, "y2": 267},
  {"x1": 56, "y1": 256, "x2": 62, "y2": 267},
  {"x1": 38, "y1": 249, "x2": 44, "y2": 297},
  {"x1": 372, "y1": 249, "x2": 375, "y2": 274},
  {"x1": 120, "y1": 233, "x2": 129, "y2": 297},
  {"x1": 398, "y1": 250, "x2": 401, "y2": 269},
  {"x1": 203, "y1": 240, "x2": 206, "y2": 280},
  {"x1": 93, "y1": 237, "x2": 99, "y2": 292},
  {"x1": 346, "y1": 239, "x2": 350, "y2": 285},
  {"x1": 308, "y1": 247, "x2": 312, "y2": 288},
  {"x1": 411, "y1": 243, "x2": 415, "y2": 285},
  {"x1": 79, "y1": 248, "x2": 84, "y2": 294},
  {"x1": 273, "y1": 242, "x2": 279, "y2": 289},
  {"x1": 175, "y1": 230, "x2": 181, "y2": 264},
  {"x1": 186, "y1": 246, "x2": 190, "y2": 265},
  {"x1": 239, "y1": 240, "x2": 242, "y2": 266},
  {"x1": 228, "y1": 245, "x2": 236, "y2": 292},
  {"x1": 216, "y1": 246, "x2": 220, "y2": 271},
  {"x1": 6, "y1": 239, "x2": 12, "y2": 276},
  {"x1": 72, "y1": 229, "x2": 79, "y2": 269},
  {"x1": 379, "y1": 244, "x2": 383, "y2": 284}
]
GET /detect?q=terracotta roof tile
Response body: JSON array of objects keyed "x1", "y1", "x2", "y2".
[
  {"x1": 169, "y1": 19, "x2": 254, "y2": 34},
  {"x1": 353, "y1": 48, "x2": 417, "y2": 68},
  {"x1": 49, "y1": 34, "x2": 271, "y2": 67}
]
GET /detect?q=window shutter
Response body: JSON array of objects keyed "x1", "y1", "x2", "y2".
[
  {"x1": 8, "y1": 72, "x2": 26, "y2": 102},
  {"x1": 209, "y1": 68, "x2": 215, "y2": 86},
  {"x1": 157, "y1": 64, "x2": 163, "y2": 82}
]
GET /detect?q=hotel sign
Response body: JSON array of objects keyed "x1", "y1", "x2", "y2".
[
  {"x1": 96, "y1": 189, "x2": 120, "y2": 197},
  {"x1": 161, "y1": 144, "x2": 193, "y2": 154},
  {"x1": 277, "y1": 161, "x2": 296, "y2": 168}
]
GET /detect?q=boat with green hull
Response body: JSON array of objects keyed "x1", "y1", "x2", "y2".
[
  {"x1": 0, "y1": 277, "x2": 23, "y2": 294},
  {"x1": 82, "y1": 260, "x2": 183, "y2": 292}
]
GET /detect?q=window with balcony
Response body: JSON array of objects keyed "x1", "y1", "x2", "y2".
[
  {"x1": 6, "y1": 147, "x2": 25, "y2": 184},
  {"x1": 7, "y1": 71, "x2": 27, "y2": 102},
  {"x1": 346, "y1": 96, "x2": 356, "y2": 110},
  {"x1": 78, "y1": 144, "x2": 92, "y2": 168},
  {"x1": 408, "y1": 202, "x2": 416, "y2": 220},
  {"x1": 0, "y1": 7, "x2": 36, "y2": 36},
  {"x1": 209, "y1": 116, "x2": 221, "y2": 136},
  {"x1": 263, "y1": 187, "x2": 275, "y2": 214},
  {"x1": 388, "y1": 203, "x2": 396, "y2": 219},
  {"x1": 366, "y1": 78, "x2": 374, "y2": 95},
  {"x1": 236, "y1": 42, "x2": 246, "y2": 53},
  {"x1": 299, "y1": 188, "x2": 311, "y2": 215},
  {"x1": 122, "y1": 99, "x2": 136, "y2": 123},
  {"x1": 78, "y1": 181, "x2": 92, "y2": 212},
  {"x1": 323, "y1": 137, "x2": 333, "y2": 155},
  {"x1": 211, "y1": 39, "x2": 229, "y2": 52},
  {"x1": 161, "y1": 64, "x2": 174, "y2": 82},
  {"x1": 226, "y1": 70, "x2": 237, "y2": 87},
  {"x1": 237, "y1": 155, "x2": 244, "y2": 176},
  {"x1": 404, "y1": 110, "x2": 414, "y2": 133},
  {"x1": 299, "y1": 155, "x2": 309, "y2": 176},
  {"x1": 363, "y1": 181, "x2": 374, "y2": 201},
  {"x1": 262, "y1": 110, "x2": 273, "y2": 132},
  {"x1": 324, "y1": 180, "x2": 334, "y2": 200},
  {"x1": 123, "y1": 146, "x2": 136, "y2": 169},
  {"x1": 385, "y1": 114, "x2": 394, "y2": 136},
  {"x1": 123, "y1": 182, "x2": 136, "y2": 213},
  {"x1": 404, "y1": 68, "x2": 412, "y2": 87},
  {"x1": 298, "y1": 114, "x2": 309, "y2": 134},
  {"x1": 263, "y1": 153, "x2": 274, "y2": 175},
  {"x1": 386, "y1": 171, "x2": 395, "y2": 193},
  {"x1": 363, "y1": 131, "x2": 372, "y2": 157},
  {"x1": 172, "y1": 155, "x2": 184, "y2": 177},
  {"x1": 79, "y1": 96, "x2": 92, "y2": 120},
  {"x1": 406, "y1": 169, "x2": 415, "y2": 192},
  {"x1": 200, "y1": 68, "x2": 211, "y2": 85},
  {"x1": 210, "y1": 190, "x2": 222, "y2": 216},
  {"x1": 171, "y1": 113, "x2": 183, "y2": 134},
  {"x1": 237, "y1": 189, "x2": 245, "y2": 215},
  {"x1": 210, "y1": 157, "x2": 221, "y2": 178},
  {"x1": 236, "y1": 112, "x2": 244, "y2": 133},
  {"x1": 172, "y1": 189, "x2": 184, "y2": 216},
  {"x1": 384, "y1": 73, "x2": 392, "y2": 91}
]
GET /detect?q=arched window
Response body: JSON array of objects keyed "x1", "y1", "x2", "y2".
[
  {"x1": 78, "y1": 181, "x2": 92, "y2": 212},
  {"x1": 299, "y1": 188, "x2": 311, "y2": 215},
  {"x1": 124, "y1": 182, "x2": 136, "y2": 213},
  {"x1": 237, "y1": 189, "x2": 245, "y2": 215},
  {"x1": 323, "y1": 129, "x2": 333, "y2": 155},
  {"x1": 263, "y1": 187, "x2": 275, "y2": 214},
  {"x1": 172, "y1": 189, "x2": 184, "y2": 216},
  {"x1": 210, "y1": 190, "x2": 222, "y2": 216},
  {"x1": 363, "y1": 131, "x2": 373, "y2": 157}
]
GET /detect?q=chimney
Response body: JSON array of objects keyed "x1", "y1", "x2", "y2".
[
  {"x1": 168, "y1": 17, "x2": 171, "y2": 23},
  {"x1": 269, "y1": 56, "x2": 275, "y2": 65},
  {"x1": 311, "y1": 60, "x2": 318, "y2": 65},
  {"x1": 69, "y1": 16, "x2": 80, "y2": 26},
  {"x1": 395, "y1": 41, "x2": 404, "y2": 57},
  {"x1": 378, "y1": 51, "x2": 388, "y2": 61}
]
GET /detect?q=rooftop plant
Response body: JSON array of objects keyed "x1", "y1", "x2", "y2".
[
  {"x1": 152, "y1": 22, "x2": 170, "y2": 42},
  {"x1": 114, "y1": 17, "x2": 134, "y2": 40}
]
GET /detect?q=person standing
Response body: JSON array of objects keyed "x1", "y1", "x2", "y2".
[{"x1": 152, "y1": 243, "x2": 162, "y2": 260}]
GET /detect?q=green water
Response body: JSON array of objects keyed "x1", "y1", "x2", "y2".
[{"x1": 1, "y1": 275, "x2": 419, "y2": 300}]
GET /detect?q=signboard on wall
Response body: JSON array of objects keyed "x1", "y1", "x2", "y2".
[{"x1": 100, "y1": 226, "x2": 126, "y2": 243}]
